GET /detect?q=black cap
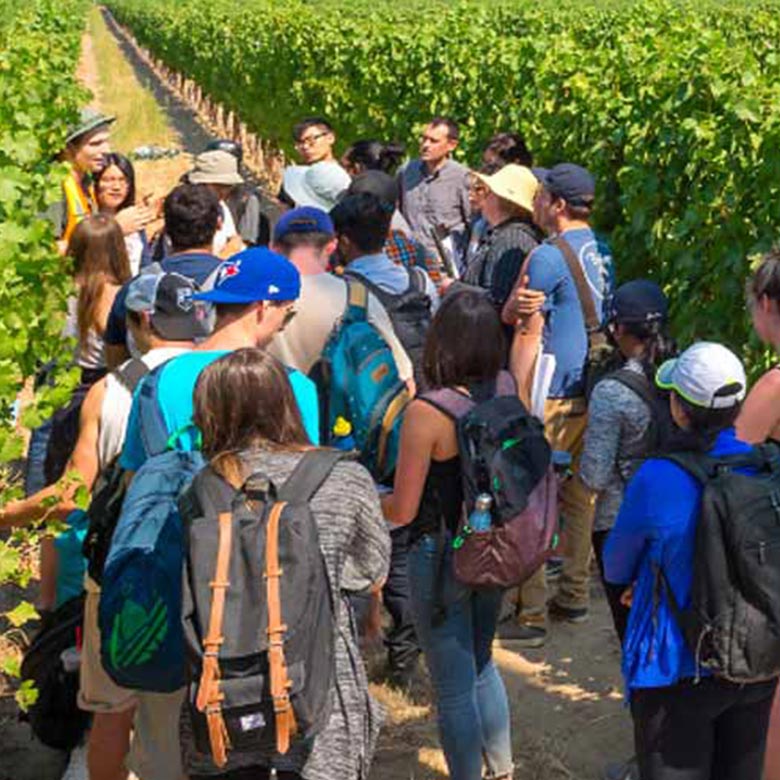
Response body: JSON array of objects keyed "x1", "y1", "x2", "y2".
[
  {"x1": 539, "y1": 163, "x2": 595, "y2": 206},
  {"x1": 205, "y1": 138, "x2": 243, "y2": 165},
  {"x1": 347, "y1": 170, "x2": 399, "y2": 209},
  {"x1": 609, "y1": 280, "x2": 668, "y2": 325}
]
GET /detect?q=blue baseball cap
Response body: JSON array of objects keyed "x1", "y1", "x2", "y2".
[
  {"x1": 193, "y1": 247, "x2": 301, "y2": 304},
  {"x1": 537, "y1": 163, "x2": 595, "y2": 206},
  {"x1": 273, "y1": 206, "x2": 334, "y2": 243}
]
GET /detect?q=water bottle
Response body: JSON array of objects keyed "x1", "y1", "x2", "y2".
[
  {"x1": 332, "y1": 416, "x2": 356, "y2": 451},
  {"x1": 468, "y1": 493, "x2": 493, "y2": 532}
]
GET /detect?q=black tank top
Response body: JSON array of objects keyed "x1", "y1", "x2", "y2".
[{"x1": 408, "y1": 456, "x2": 463, "y2": 545}]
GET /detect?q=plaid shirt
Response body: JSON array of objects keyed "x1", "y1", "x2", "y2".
[{"x1": 384, "y1": 229, "x2": 446, "y2": 294}]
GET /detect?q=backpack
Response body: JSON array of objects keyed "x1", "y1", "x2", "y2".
[
  {"x1": 225, "y1": 183, "x2": 271, "y2": 246},
  {"x1": 422, "y1": 371, "x2": 558, "y2": 588},
  {"x1": 179, "y1": 450, "x2": 344, "y2": 767},
  {"x1": 81, "y1": 358, "x2": 150, "y2": 585},
  {"x1": 20, "y1": 595, "x2": 90, "y2": 751},
  {"x1": 344, "y1": 266, "x2": 431, "y2": 385},
  {"x1": 99, "y1": 364, "x2": 205, "y2": 692},
  {"x1": 312, "y1": 279, "x2": 409, "y2": 482},
  {"x1": 553, "y1": 237, "x2": 615, "y2": 398},
  {"x1": 657, "y1": 444, "x2": 780, "y2": 682}
]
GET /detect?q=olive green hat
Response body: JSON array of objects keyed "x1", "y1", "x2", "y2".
[{"x1": 65, "y1": 107, "x2": 116, "y2": 146}]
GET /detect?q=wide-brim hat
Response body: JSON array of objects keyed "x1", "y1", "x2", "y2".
[
  {"x1": 187, "y1": 150, "x2": 243, "y2": 186},
  {"x1": 65, "y1": 108, "x2": 115, "y2": 146},
  {"x1": 282, "y1": 162, "x2": 351, "y2": 211},
  {"x1": 473, "y1": 164, "x2": 538, "y2": 213}
]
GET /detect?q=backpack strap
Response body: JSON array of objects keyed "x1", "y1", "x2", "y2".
[
  {"x1": 114, "y1": 358, "x2": 149, "y2": 394},
  {"x1": 265, "y1": 501, "x2": 299, "y2": 754},
  {"x1": 553, "y1": 237, "x2": 600, "y2": 333},
  {"x1": 195, "y1": 510, "x2": 233, "y2": 767},
  {"x1": 409, "y1": 266, "x2": 427, "y2": 294},
  {"x1": 343, "y1": 278, "x2": 369, "y2": 324},
  {"x1": 608, "y1": 368, "x2": 656, "y2": 410},
  {"x1": 419, "y1": 387, "x2": 475, "y2": 421},
  {"x1": 276, "y1": 449, "x2": 348, "y2": 503},
  {"x1": 137, "y1": 366, "x2": 173, "y2": 457},
  {"x1": 344, "y1": 269, "x2": 392, "y2": 309},
  {"x1": 496, "y1": 370, "x2": 518, "y2": 397}
]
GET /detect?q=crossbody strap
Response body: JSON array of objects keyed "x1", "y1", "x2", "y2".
[
  {"x1": 266, "y1": 501, "x2": 298, "y2": 754},
  {"x1": 553, "y1": 237, "x2": 600, "y2": 333},
  {"x1": 195, "y1": 511, "x2": 233, "y2": 767}
]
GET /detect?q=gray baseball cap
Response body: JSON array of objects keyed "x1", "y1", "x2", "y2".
[
  {"x1": 282, "y1": 161, "x2": 351, "y2": 211},
  {"x1": 656, "y1": 342, "x2": 746, "y2": 410}
]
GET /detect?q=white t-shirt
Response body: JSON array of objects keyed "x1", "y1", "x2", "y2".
[
  {"x1": 97, "y1": 347, "x2": 189, "y2": 468},
  {"x1": 212, "y1": 201, "x2": 238, "y2": 255},
  {"x1": 268, "y1": 272, "x2": 413, "y2": 380}
]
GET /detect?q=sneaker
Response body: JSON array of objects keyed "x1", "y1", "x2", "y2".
[
  {"x1": 548, "y1": 600, "x2": 589, "y2": 623},
  {"x1": 603, "y1": 757, "x2": 639, "y2": 780},
  {"x1": 545, "y1": 558, "x2": 564, "y2": 582},
  {"x1": 495, "y1": 621, "x2": 547, "y2": 647}
]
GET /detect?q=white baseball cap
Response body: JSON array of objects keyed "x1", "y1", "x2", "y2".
[
  {"x1": 282, "y1": 162, "x2": 351, "y2": 211},
  {"x1": 655, "y1": 342, "x2": 746, "y2": 410}
]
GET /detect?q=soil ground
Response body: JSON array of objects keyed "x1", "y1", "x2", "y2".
[{"x1": 0, "y1": 11, "x2": 633, "y2": 779}]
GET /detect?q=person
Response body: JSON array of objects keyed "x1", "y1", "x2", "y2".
[
  {"x1": 604, "y1": 342, "x2": 777, "y2": 780},
  {"x1": 735, "y1": 251, "x2": 780, "y2": 780},
  {"x1": 94, "y1": 152, "x2": 157, "y2": 274},
  {"x1": 292, "y1": 116, "x2": 337, "y2": 165},
  {"x1": 186, "y1": 150, "x2": 246, "y2": 256},
  {"x1": 482, "y1": 131, "x2": 533, "y2": 168},
  {"x1": 580, "y1": 280, "x2": 673, "y2": 642},
  {"x1": 462, "y1": 164, "x2": 541, "y2": 312},
  {"x1": 182, "y1": 348, "x2": 390, "y2": 780},
  {"x1": 204, "y1": 138, "x2": 271, "y2": 246},
  {"x1": 341, "y1": 139, "x2": 405, "y2": 177},
  {"x1": 266, "y1": 206, "x2": 413, "y2": 384},
  {"x1": 281, "y1": 161, "x2": 351, "y2": 211},
  {"x1": 382, "y1": 289, "x2": 513, "y2": 780},
  {"x1": 119, "y1": 247, "x2": 319, "y2": 478},
  {"x1": 502, "y1": 163, "x2": 614, "y2": 643},
  {"x1": 49, "y1": 108, "x2": 114, "y2": 253},
  {"x1": 1, "y1": 269, "x2": 204, "y2": 780},
  {"x1": 104, "y1": 183, "x2": 223, "y2": 366},
  {"x1": 398, "y1": 117, "x2": 471, "y2": 272}
]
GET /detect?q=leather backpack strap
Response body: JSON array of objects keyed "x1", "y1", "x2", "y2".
[
  {"x1": 195, "y1": 511, "x2": 233, "y2": 767},
  {"x1": 553, "y1": 237, "x2": 600, "y2": 333},
  {"x1": 265, "y1": 501, "x2": 298, "y2": 754}
]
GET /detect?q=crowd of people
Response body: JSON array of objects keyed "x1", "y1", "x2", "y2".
[{"x1": 3, "y1": 107, "x2": 779, "y2": 780}]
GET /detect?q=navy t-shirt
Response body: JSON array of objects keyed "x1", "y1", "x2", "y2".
[
  {"x1": 525, "y1": 227, "x2": 614, "y2": 398},
  {"x1": 105, "y1": 251, "x2": 221, "y2": 347}
]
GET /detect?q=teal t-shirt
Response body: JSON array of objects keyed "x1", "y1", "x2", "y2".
[{"x1": 120, "y1": 350, "x2": 319, "y2": 471}]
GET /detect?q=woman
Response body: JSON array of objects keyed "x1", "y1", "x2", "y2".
[
  {"x1": 580, "y1": 280, "x2": 674, "y2": 641},
  {"x1": 383, "y1": 290, "x2": 514, "y2": 780},
  {"x1": 185, "y1": 348, "x2": 390, "y2": 780},
  {"x1": 94, "y1": 152, "x2": 156, "y2": 274},
  {"x1": 482, "y1": 131, "x2": 533, "y2": 168},
  {"x1": 462, "y1": 164, "x2": 542, "y2": 312},
  {"x1": 604, "y1": 342, "x2": 777, "y2": 780},
  {"x1": 736, "y1": 251, "x2": 780, "y2": 780},
  {"x1": 341, "y1": 139, "x2": 405, "y2": 177}
]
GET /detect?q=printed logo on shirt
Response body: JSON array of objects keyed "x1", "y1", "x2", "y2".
[{"x1": 579, "y1": 240, "x2": 613, "y2": 302}]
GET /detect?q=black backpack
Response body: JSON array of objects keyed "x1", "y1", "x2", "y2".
[
  {"x1": 344, "y1": 266, "x2": 432, "y2": 385},
  {"x1": 225, "y1": 183, "x2": 271, "y2": 246},
  {"x1": 20, "y1": 595, "x2": 90, "y2": 750},
  {"x1": 81, "y1": 358, "x2": 149, "y2": 585},
  {"x1": 657, "y1": 444, "x2": 780, "y2": 682},
  {"x1": 179, "y1": 449, "x2": 345, "y2": 768}
]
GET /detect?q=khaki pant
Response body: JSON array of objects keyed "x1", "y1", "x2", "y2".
[{"x1": 519, "y1": 397, "x2": 596, "y2": 622}]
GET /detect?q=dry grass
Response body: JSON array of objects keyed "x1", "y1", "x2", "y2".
[{"x1": 86, "y1": 6, "x2": 178, "y2": 153}]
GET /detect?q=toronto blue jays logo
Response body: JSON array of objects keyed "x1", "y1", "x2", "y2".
[{"x1": 216, "y1": 259, "x2": 241, "y2": 286}]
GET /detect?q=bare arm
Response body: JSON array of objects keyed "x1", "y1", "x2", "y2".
[
  {"x1": 509, "y1": 311, "x2": 544, "y2": 408},
  {"x1": 736, "y1": 369, "x2": 780, "y2": 444}
]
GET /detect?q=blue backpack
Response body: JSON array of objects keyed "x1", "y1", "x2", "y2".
[
  {"x1": 313, "y1": 279, "x2": 409, "y2": 482},
  {"x1": 99, "y1": 365, "x2": 204, "y2": 692}
]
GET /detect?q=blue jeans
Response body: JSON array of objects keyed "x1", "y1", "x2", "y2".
[{"x1": 408, "y1": 534, "x2": 513, "y2": 780}]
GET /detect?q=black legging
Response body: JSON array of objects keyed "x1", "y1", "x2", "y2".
[{"x1": 592, "y1": 529, "x2": 630, "y2": 642}]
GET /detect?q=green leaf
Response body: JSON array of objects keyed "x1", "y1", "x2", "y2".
[
  {"x1": 15, "y1": 679, "x2": 38, "y2": 712},
  {"x1": 5, "y1": 601, "x2": 38, "y2": 628}
]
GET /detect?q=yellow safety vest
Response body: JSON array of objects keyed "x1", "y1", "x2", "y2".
[{"x1": 62, "y1": 165, "x2": 96, "y2": 243}]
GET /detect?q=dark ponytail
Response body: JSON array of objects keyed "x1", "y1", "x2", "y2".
[
  {"x1": 620, "y1": 319, "x2": 677, "y2": 382},
  {"x1": 343, "y1": 139, "x2": 405, "y2": 176}
]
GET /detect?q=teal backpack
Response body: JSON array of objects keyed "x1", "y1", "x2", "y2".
[{"x1": 312, "y1": 279, "x2": 409, "y2": 483}]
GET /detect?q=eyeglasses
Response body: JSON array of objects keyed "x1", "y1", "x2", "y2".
[{"x1": 295, "y1": 131, "x2": 330, "y2": 149}]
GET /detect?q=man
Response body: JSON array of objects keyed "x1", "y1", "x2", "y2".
[
  {"x1": 204, "y1": 138, "x2": 271, "y2": 246},
  {"x1": 104, "y1": 183, "x2": 224, "y2": 367},
  {"x1": 267, "y1": 206, "x2": 413, "y2": 384},
  {"x1": 398, "y1": 117, "x2": 471, "y2": 273},
  {"x1": 0, "y1": 270, "x2": 204, "y2": 780},
  {"x1": 120, "y1": 247, "x2": 318, "y2": 476},
  {"x1": 186, "y1": 149, "x2": 245, "y2": 256},
  {"x1": 292, "y1": 116, "x2": 337, "y2": 165},
  {"x1": 501, "y1": 163, "x2": 614, "y2": 646}
]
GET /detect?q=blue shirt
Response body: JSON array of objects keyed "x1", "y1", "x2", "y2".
[
  {"x1": 105, "y1": 251, "x2": 222, "y2": 347},
  {"x1": 120, "y1": 350, "x2": 319, "y2": 471},
  {"x1": 347, "y1": 252, "x2": 439, "y2": 311},
  {"x1": 525, "y1": 227, "x2": 613, "y2": 398},
  {"x1": 604, "y1": 428, "x2": 753, "y2": 693}
]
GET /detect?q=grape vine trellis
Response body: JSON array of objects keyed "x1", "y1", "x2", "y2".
[{"x1": 107, "y1": 0, "x2": 780, "y2": 370}]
